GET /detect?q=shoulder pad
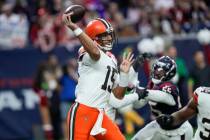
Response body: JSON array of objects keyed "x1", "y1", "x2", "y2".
[
  {"x1": 106, "y1": 51, "x2": 118, "y2": 65},
  {"x1": 78, "y1": 47, "x2": 87, "y2": 60},
  {"x1": 78, "y1": 47, "x2": 86, "y2": 56},
  {"x1": 159, "y1": 82, "x2": 178, "y2": 94},
  {"x1": 192, "y1": 92, "x2": 198, "y2": 105},
  {"x1": 106, "y1": 51, "x2": 114, "y2": 57},
  {"x1": 159, "y1": 82, "x2": 175, "y2": 88},
  {"x1": 192, "y1": 87, "x2": 210, "y2": 105},
  {"x1": 194, "y1": 86, "x2": 210, "y2": 95},
  {"x1": 106, "y1": 51, "x2": 116, "y2": 58}
]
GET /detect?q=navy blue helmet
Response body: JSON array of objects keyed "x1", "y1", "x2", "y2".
[{"x1": 151, "y1": 56, "x2": 177, "y2": 84}]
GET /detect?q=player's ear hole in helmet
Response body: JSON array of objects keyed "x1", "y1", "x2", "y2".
[
  {"x1": 85, "y1": 18, "x2": 116, "y2": 51},
  {"x1": 151, "y1": 56, "x2": 177, "y2": 84}
]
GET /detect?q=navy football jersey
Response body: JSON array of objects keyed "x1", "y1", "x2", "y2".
[{"x1": 147, "y1": 80, "x2": 181, "y2": 117}]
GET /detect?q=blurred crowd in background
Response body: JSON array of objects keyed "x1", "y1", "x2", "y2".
[
  {"x1": 0, "y1": 0, "x2": 210, "y2": 140},
  {"x1": 33, "y1": 55, "x2": 78, "y2": 140},
  {"x1": 1, "y1": 0, "x2": 210, "y2": 51}
]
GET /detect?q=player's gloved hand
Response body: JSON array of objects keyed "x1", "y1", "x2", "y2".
[
  {"x1": 135, "y1": 87, "x2": 148, "y2": 100},
  {"x1": 156, "y1": 114, "x2": 174, "y2": 130},
  {"x1": 133, "y1": 53, "x2": 153, "y2": 72}
]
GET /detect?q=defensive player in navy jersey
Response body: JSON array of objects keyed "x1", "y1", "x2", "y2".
[{"x1": 132, "y1": 56, "x2": 193, "y2": 140}]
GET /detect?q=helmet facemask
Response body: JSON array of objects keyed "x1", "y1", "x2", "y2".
[
  {"x1": 95, "y1": 27, "x2": 116, "y2": 51},
  {"x1": 151, "y1": 64, "x2": 166, "y2": 84}
]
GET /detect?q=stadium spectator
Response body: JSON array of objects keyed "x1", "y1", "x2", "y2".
[
  {"x1": 137, "y1": 11, "x2": 153, "y2": 37},
  {"x1": 126, "y1": 0, "x2": 141, "y2": 25},
  {"x1": 33, "y1": 54, "x2": 63, "y2": 140},
  {"x1": 1, "y1": 0, "x2": 210, "y2": 49},
  {"x1": 0, "y1": 2, "x2": 29, "y2": 50},
  {"x1": 59, "y1": 58, "x2": 78, "y2": 140},
  {"x1": 33, "y1": 62, "x2": 54, "y2": 140},
  {"x1": 188, "y1": 50, "x2": 210, "y2": 97},
  {"x1": 45, "y1": 54, "x2": 63, "y2": 140},
  {"x1": 53, "y1": 13, "x2": 80, "y2": 50},
  {"x1": 30, "y1": 8, "x2": 56, "y2": 52},
  {"x1": 202, "y1": 43, "x2": 210, "y2": 64},
  {"x1": 153, "y1": 0, "x2": 175, "y2": 11},
  {"x1": 166, "y1": 46, "x2": 189, "y2": 106}
]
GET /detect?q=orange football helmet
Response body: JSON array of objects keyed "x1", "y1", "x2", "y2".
[{"x1": 85, "y1": 18, "x2": 115, "y2": 51}]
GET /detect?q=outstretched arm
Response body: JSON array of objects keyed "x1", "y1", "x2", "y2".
[
  {"x1": 109, "y1": 93, "x2": 139, "y2": 108},
  {"x1": 157, "y1": 98, "x2": 197, "y2": 129},
  {"x1": 110, "y1": 86, "x2": 149, "y2": 108},
  {"x1": 62, "y1": 13, "x2": 100, "y2": 60},
  {"x1": 171, "y1": 98, "x2": 197, "y2": 126},
  {"x1": 146, "y1": 90, "x2": 176, "y2": 106},
  {"x1": 109, "y1": 88, "x2": 176, "y2": 108}
]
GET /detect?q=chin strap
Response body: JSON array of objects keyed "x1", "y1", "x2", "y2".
[
  {"x1": 95, "y1": 39, "x2": 113, "y2": 51},
  {"x1": 152, "y1": 78, "x2": 162, "y2": 84},
  {"x1": 99, "y1": 43, "x2": 113, "y2": 51}
]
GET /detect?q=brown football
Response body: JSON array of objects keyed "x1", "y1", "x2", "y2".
[{"x1": 64, "y1": 5, "x2": 86, "y2": 23}]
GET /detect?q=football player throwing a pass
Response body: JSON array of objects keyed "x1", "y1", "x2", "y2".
[{"x1": 63, "y1": 13, "x2": 134, "y2": 140}]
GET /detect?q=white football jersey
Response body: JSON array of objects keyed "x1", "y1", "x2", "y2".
[
  {"x1": 104, "y1": 102, "x2": 116, "y2": 121},
  {"x1": 75, "y1": 48, "x2": 118, "y2": 109},
  {"x1": 193, "y1": 87, "x2": 210, "y2": 140}
]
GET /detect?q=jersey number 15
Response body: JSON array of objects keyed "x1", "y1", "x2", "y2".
[{"x1": 101, "y1": 66, "x2": 118, "y2": 93}]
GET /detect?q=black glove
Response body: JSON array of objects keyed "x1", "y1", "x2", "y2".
[
  {"x1": 133, "y1": 53, "x2": 153, "y2": 72},
  {"x1": 135, "y1": 87, "x2": 148, "y2": 100},
  {"x1": 156, "y1": 114, "x2": 174, "y2": 130}
]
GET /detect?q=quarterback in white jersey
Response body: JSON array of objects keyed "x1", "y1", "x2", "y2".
[
  {"x1": 63, "y1": 12, "x2": 134, "y2": 140},
  {"x1": 75, "y1": 47, "x2": 119, "y2": 109},
  {"x1": 157, "y1": 86, "x2": 210, "y2": 140}
]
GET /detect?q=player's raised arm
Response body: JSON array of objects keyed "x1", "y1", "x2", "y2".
[
  {"x1": 62, "y1": 12, "x2": 100, "y2": 61},
  {"x1": 112, "y1": 52, "x2": 134, "y2": 99}
]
